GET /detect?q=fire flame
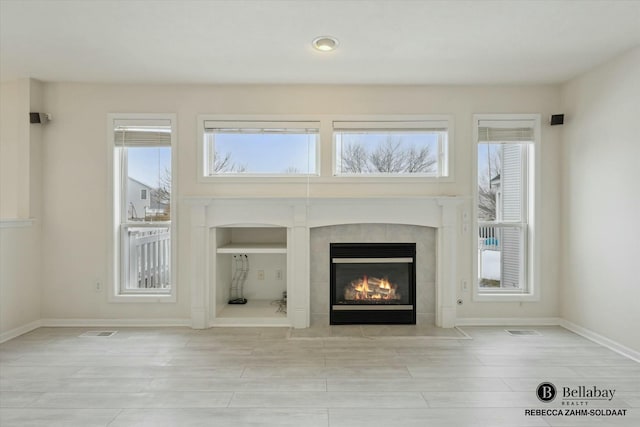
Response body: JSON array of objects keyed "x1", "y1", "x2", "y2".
[{"x1": 344, "y1": 275, "x2": 400, "y2": 301}]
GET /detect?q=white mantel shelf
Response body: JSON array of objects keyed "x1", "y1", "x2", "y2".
[
  {"x1": 216, "y1": 242, "x2": 287, "y2": 254},
  {"x1": 188, "y1": 196, "x2": 464, "y2": 330}
]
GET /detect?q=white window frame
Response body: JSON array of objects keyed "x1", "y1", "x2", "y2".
[
  {"x1": 472, "y1": 114, "x2": 541, "y2": 302},
  {"x1": 332, "y1": 116, "x2": 453, "y2": 179},
  {"x1": 140, "y1": 189, "x2": 147, "y2": 200},
  {"x1": 197, "y1": 115, "x2": 321, "y2": 181},
  {"x1": 107, "y1": 113, "x2": 177, "y2": 303},
  {"x1": 197, "y1": 114, "x2": 454, "y2": 183}
]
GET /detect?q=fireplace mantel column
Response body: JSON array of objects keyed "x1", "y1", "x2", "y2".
[
  {"x1": 289, "y1": 203, "x2": 310, "y2": 328},
  {"x1": 190, "y1": 204, "x2": 208, "y2": 329},
  {"x1": 436, "y1": 199, "x2": 461, "y2": 328}
]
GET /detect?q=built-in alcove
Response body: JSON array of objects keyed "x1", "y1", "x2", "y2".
[{"x1": 214, "y1": 227, "x2": 289, "y2": 324}]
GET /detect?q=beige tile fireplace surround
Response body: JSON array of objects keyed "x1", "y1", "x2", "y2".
[
  {"x1": 310, "y1": 224, "x2": 436, "y2": 327},
  {"x1": 188, "y1": 197, "x2": 463, "y2": 329}
]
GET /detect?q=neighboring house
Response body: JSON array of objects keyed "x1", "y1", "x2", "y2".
[{"x1": 127, "y1": 177, "x2": 152, "y2": 220}]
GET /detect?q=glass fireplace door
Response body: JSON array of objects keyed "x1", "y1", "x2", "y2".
[
  {"x1": 333, "y1": 258, "x2": 413, "y2": 307},
  {"x1": 330, "y1": 243, "x2": 417, "y2": 324}
]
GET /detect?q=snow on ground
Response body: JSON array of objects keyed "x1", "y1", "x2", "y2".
[{"x1": 480, "y1": 250, "x2": 500, "y2": 280}]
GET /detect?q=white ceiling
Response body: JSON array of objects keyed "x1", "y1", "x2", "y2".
[{"x1": 1, "y1": 0, "x2": 639, "y2": 85}]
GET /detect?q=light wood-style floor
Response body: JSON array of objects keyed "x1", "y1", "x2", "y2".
[{"x1": 0, "y1": 326, "x2": 638, "y2": 426}]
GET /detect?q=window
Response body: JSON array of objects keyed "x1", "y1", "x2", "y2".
[
  {"x1": 110, "y1": 115, "x2": 176, "y2": 300},
  {"x1": 201, "y1": 120, "x2": 319, "y2": 176},
  {"x1": 333, "y1": 119, "x2": 450, "y2": 177},
  {"x1": 474, "y1": 115, "x2": 540, "y2": 300}
]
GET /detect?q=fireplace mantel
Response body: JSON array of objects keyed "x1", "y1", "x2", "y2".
[{"x1": 187, "y1": 196, "x2": 463, "y2": 329}]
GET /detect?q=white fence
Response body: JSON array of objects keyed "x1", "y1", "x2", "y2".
[
  {"x1": 478, "y1": 224, "x2": 502, "y2": 251},
  {"x1": 127, "y1": 227, "x2": 171, "y2": 289},
  {"x1": 478, "y1": 222, "x2": 525, "y2": 290}
]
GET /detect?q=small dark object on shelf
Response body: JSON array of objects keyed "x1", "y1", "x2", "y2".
[{"x1": 228, "y1": 254, "x2": 249, "y2": 305}]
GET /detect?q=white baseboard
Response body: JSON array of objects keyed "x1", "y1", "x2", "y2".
[
  {"x1": 40, "y1": 318, "x2": 191, "y2": 328},
  {"x1": 455, "y1": 317, "x2": 562, "y2": 326},
  {"x1": 0, "y1": 320, "x2": 42, "y2": 343},
  {"x1": 559, "y1": 319, "x2": 640, "y2": 363},
  {"x1": 209, "y1": 317, "x2": 291, "y2": 328}
]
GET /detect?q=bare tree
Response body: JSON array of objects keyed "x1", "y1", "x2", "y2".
[
  {"x1": 341, "y1": 143, "x2": 368, "y2": 173},
  {"x1": 404, "y1": 145, "x2": 437, "y2": 173},
  {"x1": 213, "y1": 151, "x2": 247, "y2": 173},
  {"x1": 340, "y1": 137, "x2": 437, "y2": 174},
  {"x1": 369, "y1": 138, "x2": 407, "y2": 172},
  {"x1": 152, "y1": 168, "x2": 171, "y2": 206},
  {"x1": 150, "y1": 167, "x2": 171, "y2": 220},
  {"x1": 477, "y1": 145, "x2": 502, "y2": 221},
  {"x1": 477, "y1": 185, "x2": 497, "y2": 221}
]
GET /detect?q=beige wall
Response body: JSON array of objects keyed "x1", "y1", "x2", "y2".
[
  {"x1": 0, "y1": 79, "x2": 30, "y2": 219},
  {"x1": 0, "y1": 225, "x2": 41, "y2": 337},
  {"x1": 0, "y1": 79, "x2": 43, "y2": 338},
  {"x1": 561, "y1": 47, "x2": 640, "y2": 352},
  {"x1": 40, "y1": 83, "x2": 562, "y2": 321}
]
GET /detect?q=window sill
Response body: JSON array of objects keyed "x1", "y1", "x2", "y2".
[
  {"x1": 473, "y1": 292, "x2": 540, "y2": 302},
  {"x1": 197, "y1": 175, "x2": 455, "y2": 184},
  {"x1": 109, "y1": 293, "x2": 176, "y2": 303}
]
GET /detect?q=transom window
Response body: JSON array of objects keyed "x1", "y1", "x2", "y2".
[
  {"x1": 333, "y1": 120, "x2": 450, "y2": 177},
  {"x1": 202, "y1": 120, "x2": 319, "y2": 176}
]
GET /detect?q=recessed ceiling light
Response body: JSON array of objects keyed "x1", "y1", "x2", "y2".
[{"x1": 312, "y1": 36, "x2": 339, "y2": 52}]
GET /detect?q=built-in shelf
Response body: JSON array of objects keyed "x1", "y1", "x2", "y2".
[
  {"x1": 213, "y1": 226, "x2": 290, "y2": 327},
  {"x1": 216, "y1": 242, "x2": 287, "y2": 254}
]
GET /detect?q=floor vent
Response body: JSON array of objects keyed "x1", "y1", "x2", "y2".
[
  {"x1": 79, "y1": 331, "x2": 117, "y2": 337},
  {"x1": 506, "y1": 329, "x2": 540, "y2": 336}
]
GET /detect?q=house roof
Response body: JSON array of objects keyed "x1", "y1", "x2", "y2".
[{"x1": 127, "y1": 177, "x2": 153, "y2": 190}]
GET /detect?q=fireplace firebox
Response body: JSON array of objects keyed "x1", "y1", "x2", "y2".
[{"x1": 330, "y1": 243, "x2": 416, "y2": 325}]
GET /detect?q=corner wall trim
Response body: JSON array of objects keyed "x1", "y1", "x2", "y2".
[
  {"x1": 0, "y1": 218, "x2": 36, "y2": 229},
  {"x1": 559, "y1": 319, "x2": 640, "y2": 363},
  {"x1": 0, "y1": 320, "x2": 42, "y2": 343}
]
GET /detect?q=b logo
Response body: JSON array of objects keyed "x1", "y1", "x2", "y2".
[{"x1": 536, "y1": 382, "x2": 557, "y2": 402}]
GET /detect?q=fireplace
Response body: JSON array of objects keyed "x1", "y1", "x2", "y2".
[
  {"x1": 330, "y1": 243, "x2": 416, "y2": 325},
  {"x1": 191, "y1": 196, "x2": 462, "y2": 329}
]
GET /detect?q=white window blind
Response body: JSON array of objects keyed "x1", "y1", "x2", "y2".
[
  {"x1": 333, "y1": 120, "x2": 449, "y2": 132},
  {"x1": 203, "y1": 121, "x2": 319, "y2": 134},
  {"x1": 477, "y1": 120, "x2": 535, "y2": 143},
  {"x1": 114, "y1": 119, "x2": 172, "y2": 147}
]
